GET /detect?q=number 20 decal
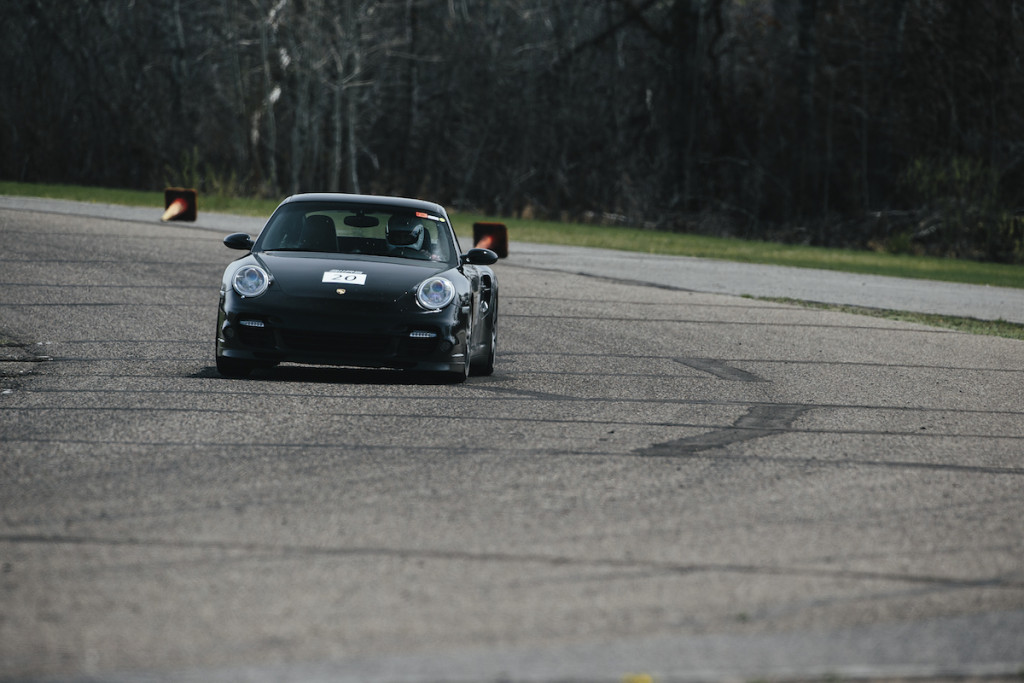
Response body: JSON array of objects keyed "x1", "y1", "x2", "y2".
[{"x1": 322, "y1": 270, "x2": 367, "y2": 285}]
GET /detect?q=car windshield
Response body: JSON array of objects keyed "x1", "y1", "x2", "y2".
[{"x1": 256, "y1": 201, "x2": 456, "y2": 265}]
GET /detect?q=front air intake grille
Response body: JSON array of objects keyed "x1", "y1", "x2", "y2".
[
  {"x1": 402, "y1": 335, "x2": 441, "y2": 357},
  {"x1": 238, "y1": 325, "x2": 276, "y2": 348},
  {"x1": 281, "y1": 330, "x2": 392, "y2": 355}
]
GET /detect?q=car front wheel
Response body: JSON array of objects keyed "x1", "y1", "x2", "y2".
[
  {"x1": 471, "y1": 322, "x2": 496, "y2": 376},
  {"x1": 216, "y1": 355, "x2": 255, "y2": 378},
  {"x1": 446, "y1": 356, "x2": 470, "y2": 383}
]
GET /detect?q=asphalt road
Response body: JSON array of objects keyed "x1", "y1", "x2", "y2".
[
  {"x1": 1, "y1": 199, "x2": 1022, "y2": 682},
  {"x1": 510, "y1": 243, "x2": 1024, "y2": 325}
]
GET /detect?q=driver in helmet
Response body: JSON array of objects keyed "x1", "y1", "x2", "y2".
[{"x1": 386, "y1": 213, "x2": 429, "y2": 258}]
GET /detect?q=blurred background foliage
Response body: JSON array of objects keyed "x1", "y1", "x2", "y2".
[{"x1": 3, "y1": 0, "x2": 1023, "y2": 262}]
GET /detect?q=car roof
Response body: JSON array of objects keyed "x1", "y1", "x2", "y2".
[{"x1": 281, "y1": 193, "x2": 448, "y2": 217}]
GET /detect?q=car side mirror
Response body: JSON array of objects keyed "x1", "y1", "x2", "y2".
[
  {"x1": 224, "y1": 233, "x2": 254, "y2": 251},
  {"x1": 462, "y1": 248, "x2": 499, "y2": 265}
]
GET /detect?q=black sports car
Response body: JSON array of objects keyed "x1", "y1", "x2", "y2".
[{"x1": 215, "y1": 193, "x2": 499, "y2": 382}]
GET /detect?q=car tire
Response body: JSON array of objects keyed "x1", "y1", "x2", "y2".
[
  {"x1": 471, "y1": 320, "x2": 496, "y2": 376},
  {"x1": 446, "y1": 357, "x2": 470, "y2": 383},
  {"x1": 216, "y1": 355, "x2": 255, "y2": 378}
]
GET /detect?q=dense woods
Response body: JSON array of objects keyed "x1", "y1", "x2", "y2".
[{"x1": 3, "y1": 0, "x2": 1024, "y2": 262}]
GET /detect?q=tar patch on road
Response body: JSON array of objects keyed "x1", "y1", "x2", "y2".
[
  {"x1": 675, "y1": 357, "x2": 764, "y2": 382},
  {"x1": 634, "y1": 404, "x2": 809, "y2": 457},
  {"x1": 0, "y1": 338, "x2": 51, "y2": 379}
]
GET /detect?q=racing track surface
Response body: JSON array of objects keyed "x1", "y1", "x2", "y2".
[{"x1": 1, "y1": 202, "x2": 1023, "y2": 682}]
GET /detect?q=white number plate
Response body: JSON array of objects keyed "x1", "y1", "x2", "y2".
[{"x1": 322, "y1": 270, "x2": 367, "y2": 285}]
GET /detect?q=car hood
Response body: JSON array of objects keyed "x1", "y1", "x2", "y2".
[{"x1": 255, "y1": 252, "x2": 449, "y2": 302}]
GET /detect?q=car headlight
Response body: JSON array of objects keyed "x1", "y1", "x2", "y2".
[
  {"x1": 232, "y1": 265, "x2": 270, "y2": 297},
  {"x1": 416, "y1": 277, "x2": 455, "y2": 310}
]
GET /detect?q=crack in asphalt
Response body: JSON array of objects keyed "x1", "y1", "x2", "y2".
[
  {"x1": 1, "y1": 532, "x2": 1021, "y2": 591},
  {"x1": 502, "y1": 311, "x2": 960, "y2": 332},
  {"x1": 675, "y1": 357, "x2": 765, "y2": 382}
]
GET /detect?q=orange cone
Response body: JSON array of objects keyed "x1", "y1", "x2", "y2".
[
  {"x1": 472, "y1": 222, "x2": 508, "y2": 258},
  {"x1": 161, "y1": 188, "x2": 197, "y2": 222}
]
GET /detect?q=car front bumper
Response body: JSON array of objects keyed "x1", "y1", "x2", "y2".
[{"x1": 215, "y1": 290, "x2": 469, "y2": 373}]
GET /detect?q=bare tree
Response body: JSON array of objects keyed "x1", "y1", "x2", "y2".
[{"x1": 2, "y1": 0, "x2": 1023, "y2": 260}]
